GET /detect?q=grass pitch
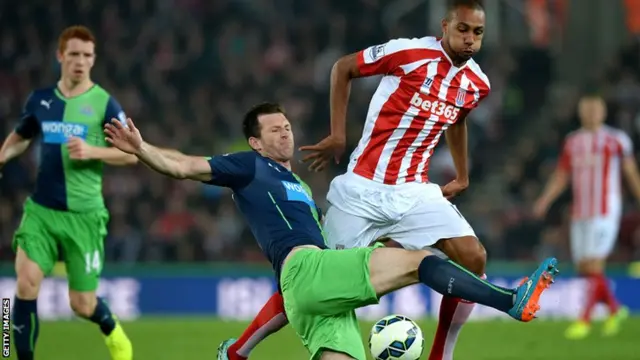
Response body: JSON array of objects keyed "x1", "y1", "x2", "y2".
[{"x1": 7, "y1": 317, "x2": 640, "y2": 359}]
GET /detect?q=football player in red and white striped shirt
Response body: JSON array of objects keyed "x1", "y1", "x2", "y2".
[
  {"x1": 301, "y1": 0, "x2": 494, "y2": 359},
  {"x1": 534, "y1": 94, "x2": 640, "y2": 339},
  {"x1": 219, "y1": 1, "x2": 523, "y2": 360}
]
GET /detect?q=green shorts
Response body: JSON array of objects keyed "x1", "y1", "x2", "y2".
[
  {"x1": 13, "y1": 198, "x2": 109, "y2": 291},
  {"x1": 280, "y1": 245, "x2": 381, "y2": 360}
]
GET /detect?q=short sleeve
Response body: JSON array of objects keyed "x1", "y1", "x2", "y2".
[
  {"x1": 617, "y1": 131, "x2": 634, "y2": 158},
  {"x1": 356, "y1": 38, "x2": 432, "y2": 77},
  {"x1": 204, "y1": 152, "x2": 256, "y2": 189},
  {"x1": 103, "y1": 96, "x2": 127, "y2": 127},
  {"x1": 14, "y1": 92, "x2": 40, "y2": 139},
  {"x1": 557, "y1": 140, "x2": 571, "y2": 172}
]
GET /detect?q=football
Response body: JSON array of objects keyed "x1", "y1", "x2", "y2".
[{"x1": 369, "y1": 314, "x2": 424, "y2": 360}]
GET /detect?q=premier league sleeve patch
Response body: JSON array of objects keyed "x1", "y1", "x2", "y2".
[{"x1": 369, "y1": 44, "x2": 386, "y2": 62}]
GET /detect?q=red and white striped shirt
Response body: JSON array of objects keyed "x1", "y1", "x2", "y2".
[
  {"x1": 347, "y1": 36, "x2": 491, "y2": 185},
  {"x1": 558, "y1": 125, "x2": 633, "y2": 220}
]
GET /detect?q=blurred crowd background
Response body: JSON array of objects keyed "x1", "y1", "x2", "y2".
[{"x1": 1, "y1": 0, "x2": 640, "y2": 265}]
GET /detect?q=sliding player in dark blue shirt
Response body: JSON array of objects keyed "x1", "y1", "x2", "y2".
[{"x1": 105, "y1": 103, "x2": 559, "y2": 360}]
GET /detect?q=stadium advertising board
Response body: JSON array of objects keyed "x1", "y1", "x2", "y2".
[{"x1": 0, "y1": 274, "x2": 639, "y2": 321}]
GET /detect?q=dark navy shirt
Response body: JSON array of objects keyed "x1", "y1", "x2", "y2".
[
  {"x1": 15, "y1": 85, "x2": 126, "y2": 211},
  {"x1": 205, "y1": 151, "x2": 327, "y2": 282}
]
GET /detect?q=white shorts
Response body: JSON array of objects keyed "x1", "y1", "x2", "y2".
[
  {"x1": 323, "y1": 172, "x2": 476, "y2": 250},
  {"x1": 570, "y1": 213, "x2": 621, "y2": 262}
]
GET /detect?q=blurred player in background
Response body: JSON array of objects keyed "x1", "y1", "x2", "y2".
[
  {"x1": 534, "y1": 93, "x2": 640, "y2": 339},
  {"x1": 220, "y1": 1, "x2": 494, "y2": 359},
  {"x1": 0, "y1": 26, "x2": 136, "y2": 360}
]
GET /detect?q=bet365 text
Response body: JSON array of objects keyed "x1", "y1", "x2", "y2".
[{"x1": 2, "y1": 298, "x2": 9, "y2": 358}]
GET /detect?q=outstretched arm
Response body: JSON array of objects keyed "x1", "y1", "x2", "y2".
[
  {"x1": 90, "y1": 95, "x2": 139, "y2": 166},
  {"x1": 104, "y1": 118, "x2": 212, "y2": 181},
  {"x1": 330, "y1": 38, "x2": 426, "y2": 146},
  {"x1": 67, "y1": 137, "x2": 138, "y2": 166},
  {"x1": 301, "y1": 38, "x2": 427, "y2": 171},
  {"x1": 91, "y1": 147, "x2": 138, "y2": 166},
  {"x1": 136, "y1": 142, "x2": 212, "y2": 181},
  {"x1": 105, "y1": 118, "x2": 256, "y2": 188}
]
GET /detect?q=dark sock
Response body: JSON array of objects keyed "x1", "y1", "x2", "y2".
[
  {"x1": 12, "y1": 297, "x2": 39, "y2": 360},
  {"x1": 88, "y1": 297, "x2": 116, "y2": 335},
  {"x1": 418, "y1": 256, "x2": 515, "y2": 312}
]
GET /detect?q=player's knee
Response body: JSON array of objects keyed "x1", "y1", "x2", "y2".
[
  {"x1": 412, "y1": 249, "x2": 435, "y2": 267},
  {"x1": 14, "y1": 254, "x2": 44, "y2": 299},
  {"x1": 368, "y1": 248, "x2": 432, "y2": 296},
  {"x1": 460, "y1": 242, "x2": 487, "y2": 275},
  {"x1": 15, "y1": 275, "x2": 41, "y2": 300},
  {"x1": 69, "y1": 292, "x2": 98, "y2": 317},
  {"x1": 393, "y1": 248, "x2": 433, "y2": 278},
  {"x1": 441, "y1": 236, "x2": 486, "y2": 275}
]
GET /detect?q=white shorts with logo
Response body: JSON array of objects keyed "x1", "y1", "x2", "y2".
[
  {"x1": 570, "y1": 211, "x2": 621, "y2": 262},
  {"x1": 323, "y1": 172, "x2": 476, "y2": 250}
]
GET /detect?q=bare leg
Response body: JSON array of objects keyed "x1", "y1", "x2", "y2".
[
  {"x1": 13, "y1": 247, "x2": 44, "y2": 360},
  {"x1": 368, "y1": 248, "x2": 427, "y2": 296}
]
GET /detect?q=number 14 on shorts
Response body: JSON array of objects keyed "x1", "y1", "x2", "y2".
[{"x1": 85, "y1": 250, "x2": 102, "y2": 274}]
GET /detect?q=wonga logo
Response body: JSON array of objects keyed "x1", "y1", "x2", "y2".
[
  {"x1": 41, "y1": 121, "x2": 88, "y2": 144},
  {"x1": 410, "y1": 93, "x2": 460, "y2": 122},
  {"x1": 282, "y1": 181, "x2": 315, "y2": 207}
]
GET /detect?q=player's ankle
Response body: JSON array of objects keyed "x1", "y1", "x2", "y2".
[{"x1": 88, "y1": 297, "x2": 116, "y2": 335}]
